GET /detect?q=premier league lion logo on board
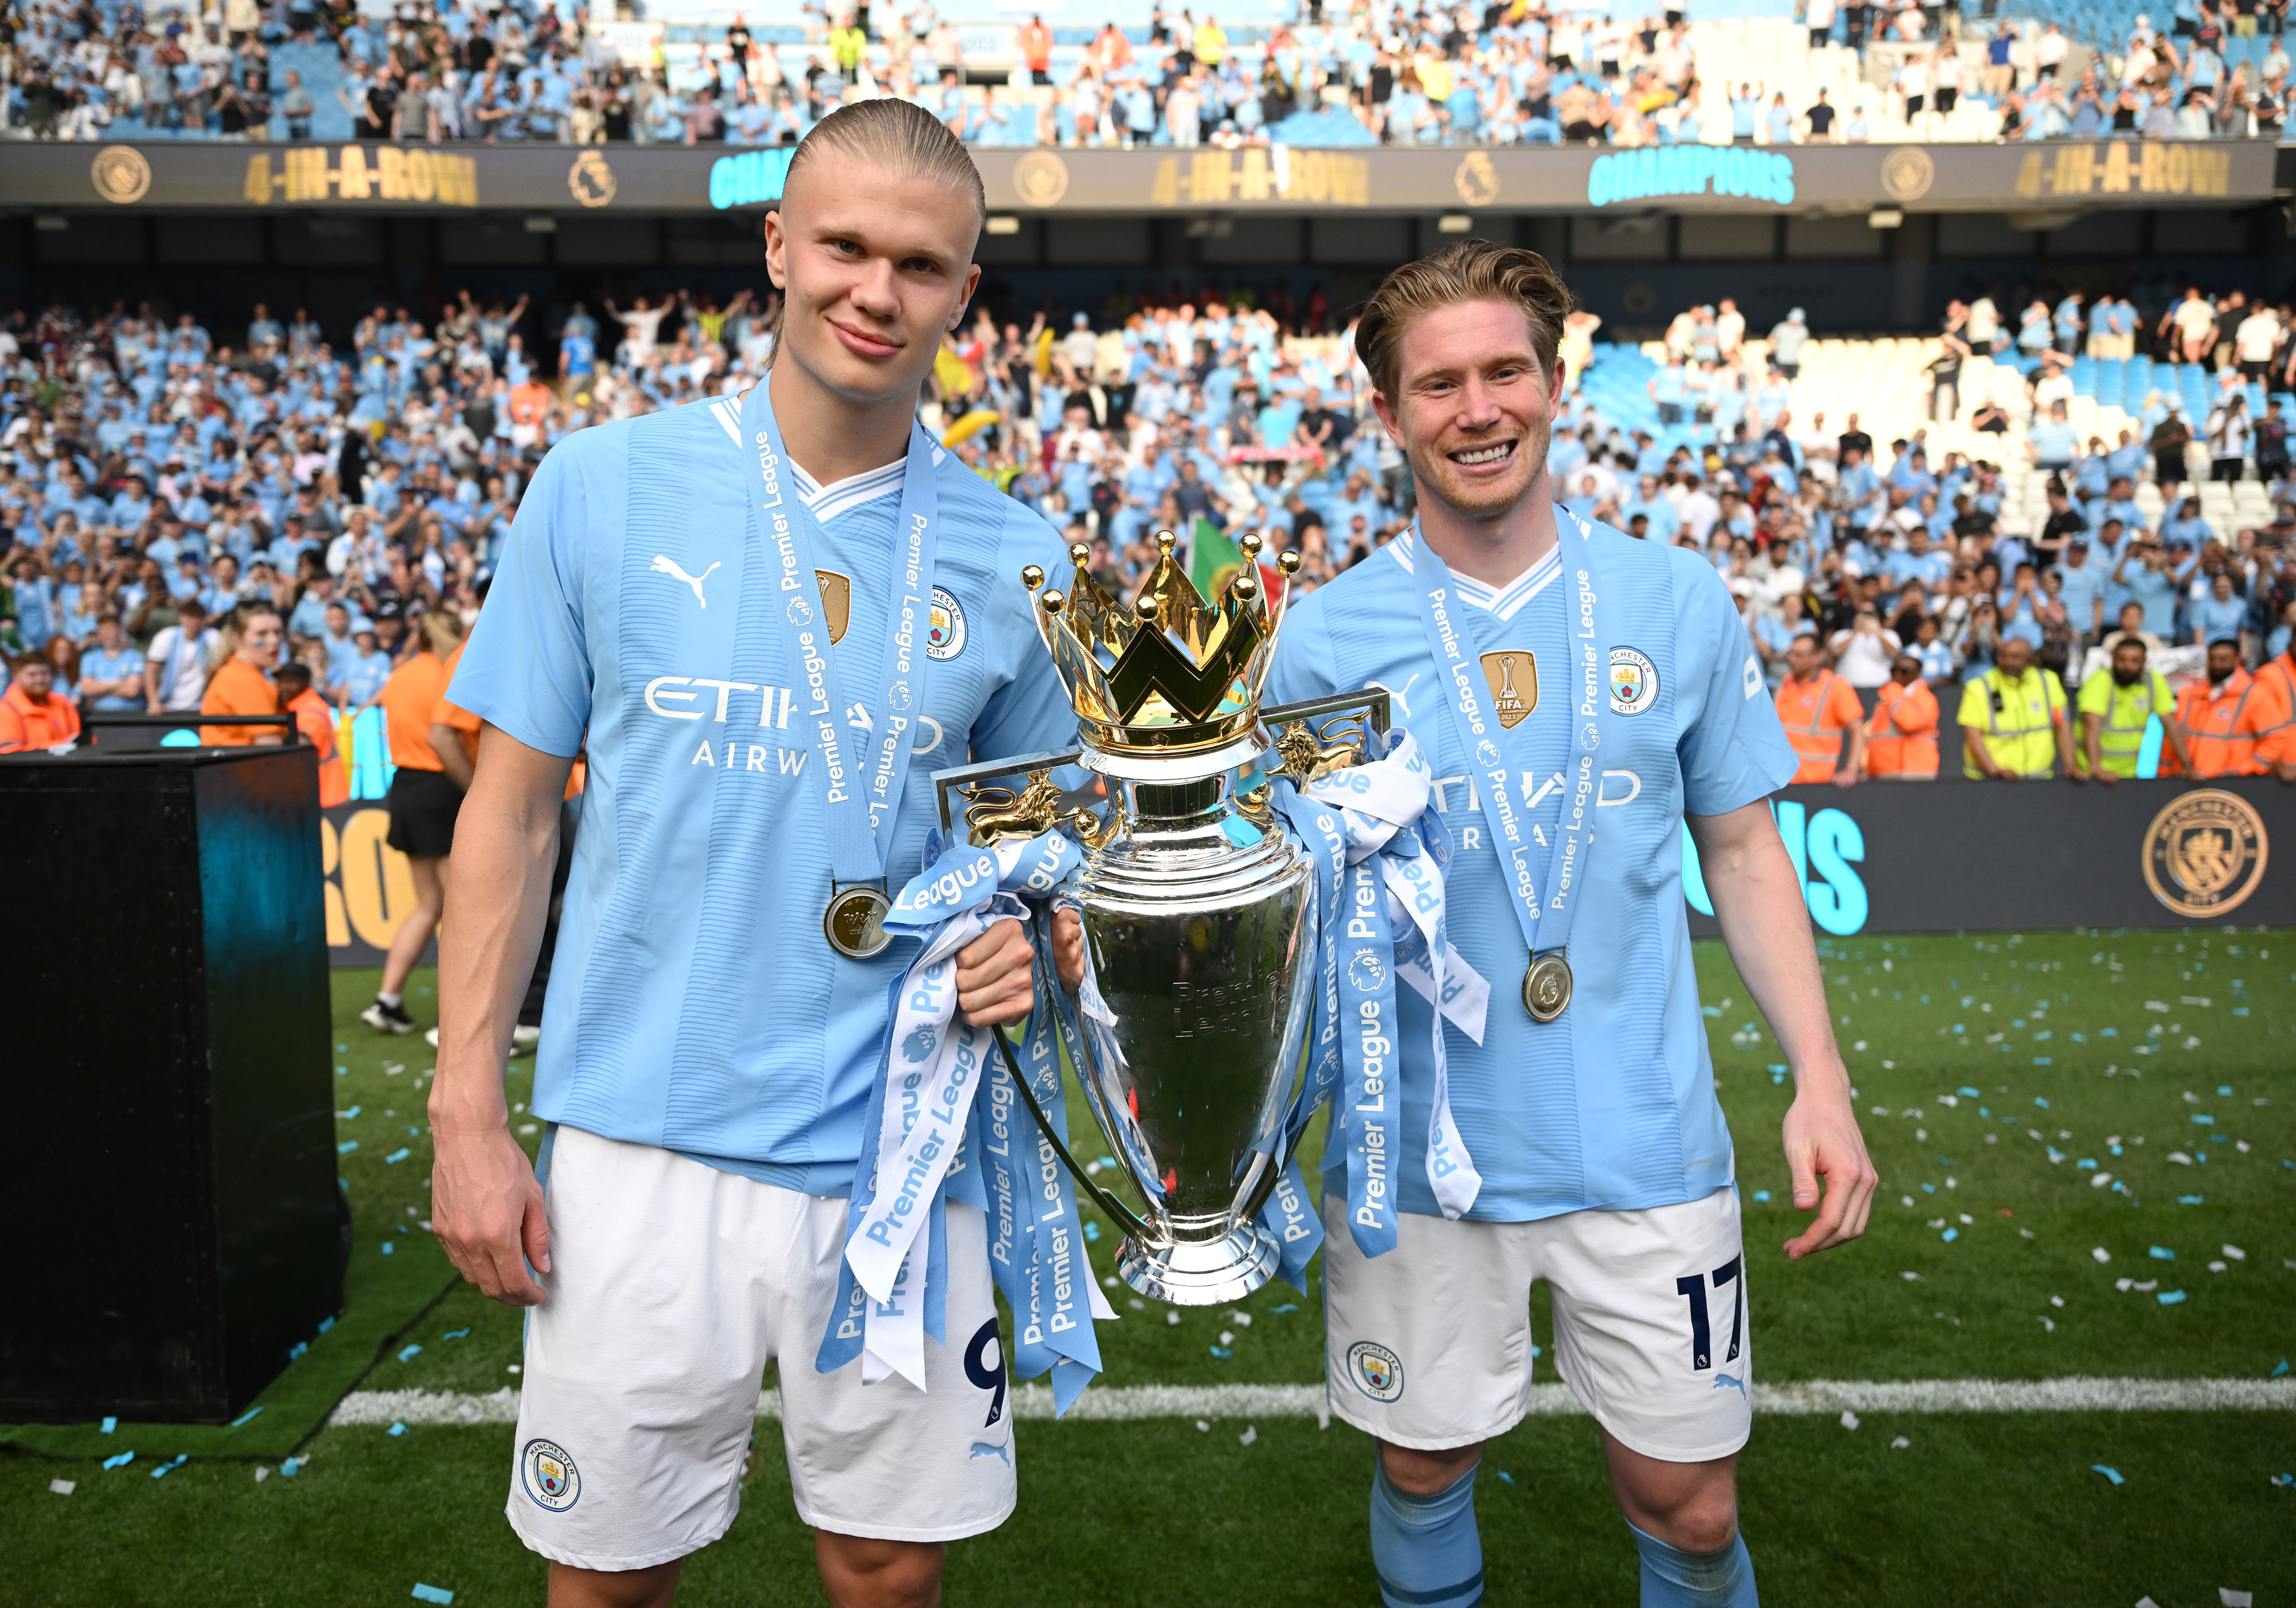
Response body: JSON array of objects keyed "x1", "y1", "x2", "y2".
[
  {"x1": 521, "y1": 1438, "x2": 582, "y2": 1512},
  {"x1": 1347, "y1": 1340, "x2": 1405, "y2": 1402}
]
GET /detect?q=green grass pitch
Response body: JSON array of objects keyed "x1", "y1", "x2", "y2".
[{"x1": 4, "y1": 929, "x2": 2291, "y2": 1606}]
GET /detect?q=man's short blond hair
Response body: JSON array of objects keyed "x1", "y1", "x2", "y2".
[{"x1": 1354, "y1": 240, "x2": 1573, "y2": 401}]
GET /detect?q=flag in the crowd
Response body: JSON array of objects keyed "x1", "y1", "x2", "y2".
[{"x1": 1189, "y1": 517, "x2": 1246, "y2": 599}]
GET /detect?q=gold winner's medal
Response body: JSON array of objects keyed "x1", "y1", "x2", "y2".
[
  {"x1": 824, "y1": 884, "x2": 893, "y2": 960},
  {"x1": 1523, "y1": 951, "x2": 1573, "y2": 1022}
]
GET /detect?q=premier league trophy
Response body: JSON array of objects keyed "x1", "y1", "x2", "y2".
[{"x1": 933, "y1": 532, "x2": 1384, "y2": 1306}]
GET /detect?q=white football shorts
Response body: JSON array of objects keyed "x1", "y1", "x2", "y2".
[
  {"x1": 1322, "y1": 1184, "x2": 1752, "y2": 1464},
  {"x1": 506, "y1": 1124, "x2": 1017, "y2": 1572}
]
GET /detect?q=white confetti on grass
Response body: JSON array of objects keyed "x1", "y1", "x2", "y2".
[
  {"x1": 48, "y1": 1479, "x2": 74, "y2": 1496},
  {"x1": 331, "y1": 1378, "x2": 2296, "y2": 1427}
]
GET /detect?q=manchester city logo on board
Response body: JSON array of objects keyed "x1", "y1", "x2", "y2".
[
  {"x1": 2142, "y1": 790, "x2": 2268, "y2": 919},
  {"x1": 1346, "y1": 1340, "x2": 1405, "y2": 1402},
  {"x1": 927, "y1": 587, "x2": 967, "y2": 660},
  {"x1": 1609, "y1": 646, "x2": 1660, "y2": 715},
  {"x1": 521, "y1": 1438, "x2": 581, "y2": 1512}
]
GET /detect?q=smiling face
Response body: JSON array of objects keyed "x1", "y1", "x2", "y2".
[
  {"x1": 764, "y1": 143, "x2": 982, "y2": 410},
  {"x1": 1371, "y1": 298, "x2": 1563, "y2": 524}
]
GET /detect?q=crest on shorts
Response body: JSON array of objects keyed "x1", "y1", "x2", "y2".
[
  {"x1": 521, "y1": 1437, "x2": 582, "y2": 1512},
  {"x1": 1480, "y1": 651, "x2": 1537, "y2": 729},
  {"x1": 927, "y1": 586, "x2": 967, "y2": 660},
  {"x1": 1609, "y1": 646, "x2": 1660, "y2": 715},
  {"x1": 1347, "y1": 1340, "x2": 1405, "y2": 1403}
]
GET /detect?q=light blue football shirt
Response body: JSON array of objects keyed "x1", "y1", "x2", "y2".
[
  {"x1": 449, "y1": 396, "x2": 1075, "y2": 1196},
  {"x1": 1270, "y1": 516, "x2": 1797, "y2": 1221}
]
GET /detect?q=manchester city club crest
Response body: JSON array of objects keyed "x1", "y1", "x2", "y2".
[
  {"x1": 1347, "y1": 1340, "x2": 1405, "y2": 1402},
  {"x1": 521, "y1": 1437, "x2": 582, "y2": 1512},
  {"x1": 2142, "y1": 790, "x2": 2268, "y2": 919},
  {"x1": 1609, "y1": 646, "x2": 1660, "y2": 715},
  {"x1": 926, "y1": 586, "x2": 967, "y2": 660}
]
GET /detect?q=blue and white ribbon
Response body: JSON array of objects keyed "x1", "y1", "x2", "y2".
[
  {"x1": 1269, "y1": 728, "x2": 1487, "y2": 1259},
  {"x1": 819, "y1": 827, "x2": 1114, "y2": 1404}
]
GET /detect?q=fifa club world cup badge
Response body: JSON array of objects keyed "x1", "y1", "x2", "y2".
[{"x1": 522, "y1": 1438, "x2": 582, "y2": 1512}]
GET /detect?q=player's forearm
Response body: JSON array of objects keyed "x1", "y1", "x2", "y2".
[
  {"x1": 432, "y1": 728, "x2": 571, "y2": 1134},
  {"x1": 1690, "y1": 803, "x2": 1848, "y2": 1098}
]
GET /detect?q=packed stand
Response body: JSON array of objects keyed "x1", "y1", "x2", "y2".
[
  {"x1": 6, "y1": 279, "x2": 2296, "y2": 780},
  {"x1": 3, "y1": 0, "x2": 2277, "y2": 148}
]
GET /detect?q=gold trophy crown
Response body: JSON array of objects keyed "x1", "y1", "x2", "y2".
[{"x1": 1022, "y1": 529, "x2": 1301, "y2": 768}]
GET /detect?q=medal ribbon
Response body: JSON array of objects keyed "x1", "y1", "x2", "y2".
[
  {"x1": 1410, "y1": 507, "x2": 1613, "y2": 972},
  {"x1": 738, "y1": 381, "x2": 942, "y2": 886}
]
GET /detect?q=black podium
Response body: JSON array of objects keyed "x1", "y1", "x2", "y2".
[{"x1": 0, "y1": 743, "x2": 343, "y2": 1422}]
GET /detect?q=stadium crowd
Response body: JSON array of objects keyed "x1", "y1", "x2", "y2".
[
  {"x1": 0, "y1": 0, "x2": 2282, "y2": 147},
  {"x1": 4, "y1": 275, "x2": 2296, "y2": 782}
]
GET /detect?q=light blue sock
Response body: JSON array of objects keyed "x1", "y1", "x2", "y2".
[
  {"x1": 1629, "y1": 1519, "x2": 1758, "y2": 1608},
  {"x1": 1370, "y1": 1459, "x2": 1483, "y2": 1608}
]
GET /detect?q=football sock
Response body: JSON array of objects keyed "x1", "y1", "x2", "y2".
[
  {"x1": 1629, "y1": 1519, "x2": 1758, "y2": 1608},
  {"x1": 1370, "y1": 1458, "x2": 1484, "y2": 1608},
  {"x1": 378, "y1": 992, "x2": 402, "y2": 1009}
]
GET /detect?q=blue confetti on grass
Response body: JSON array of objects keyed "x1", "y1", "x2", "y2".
[
  {"x1": 2271, "y1": 1359, "x2": 2289, "y2": 1379},
  {"x1": 343, "y1": 1106, "x2": 361, "y2": 1119},
  {"x1": 281, "y1": 1457, "x2": 299, "y2": 1478},
  {"x1": 2091, "y1": 1465, "x2": 2125, "y2": 1486},
  {"x1": 384, "y1": 1148, "x2": 412, "y2": 1165},
  {"x1": 1497, "y1": 1471, "x2": 1514, "y2": 1484},
  {"x1": 150, "y1": 1455, "x2": 187, "y2": 1480},
  {"x1": 411, "y1": 1586, "x2": 456, "y2": 1606},
  {"x1": 1942, "y1": 1228, "x2": 1958, "y2": 1242},
  {"x1": 441, "y1": 1328, "x2": 471, "y2": 1342},
  {"x1": 1083, "y1": 1221, "x2": 1100, "y2": 1242},
  {"x1": 398, "y1": 1344, "x2": 423, "y2": 1363},
  {"x1": 288, "y1": 1341, "x2": 308, "y2": 1360},
  {"x1": 337, "y1": 1141, "x2": 359, "y2": 1154},
  {"x1": 2034, "y1": 1058, "x2": 2052, "y2": 1066},
  {"x1": 2157, "y1": 1290, "x2": 2186, "y2": 1305},
  {"x1": 388, "y1": 1422, "x2": 407, "y2": 1437},
  {"x1": 2034, "y1": 1097, "x2": 2050, "y2": 1108},
  {"x1": 318, "y1": 1317, "x2": 334, "y2": 1334},
  {"x1": 102, "y1": 1451, "x2": 135, "y2": 1470},
  {"x1": 230, "y1": 1407, "x2": 263, "y2": 1428},
  {"x1": 2150, "y1": 1246, "x2": 2175, "y2": 1260},
  {"x1": 1269, "y1": 1304, "x2": 1299, "y2": 1314},
  {"x1": 1958, "y1": 1086, "x2": 1981, "y2": 1097},
  {"x1": 2192, "y1": 1114, "x2": 2215, "y2": 1125},
  {"x1": 100, "y1": 1417, "x2": 116, "y2": 1434},
  {"x1": 381, "y1": 1242, "x2": 394, "y2": 1255},
  {"x1": 1753, "y1": 1190, "x2": 1770, "y2": 1202},
  {"x1": 2178, "y1": 1195, "x2": 2204, "y2": 1205},
  {"x1": 1208, "y1": 1346, "x2": 1233, "y2": 1359}
]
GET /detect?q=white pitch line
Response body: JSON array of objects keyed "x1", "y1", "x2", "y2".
[{"x1": 331, "y1": 1377, "x2": 2296, "y2": 1428}]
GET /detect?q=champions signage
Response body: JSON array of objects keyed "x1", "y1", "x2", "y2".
[
  {"x1": 1587, "y1": 146, "x2": 1796, "y2": 208},
  {"x1": 709, "y1": 146, "x2": 796, "y2": 209}
]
